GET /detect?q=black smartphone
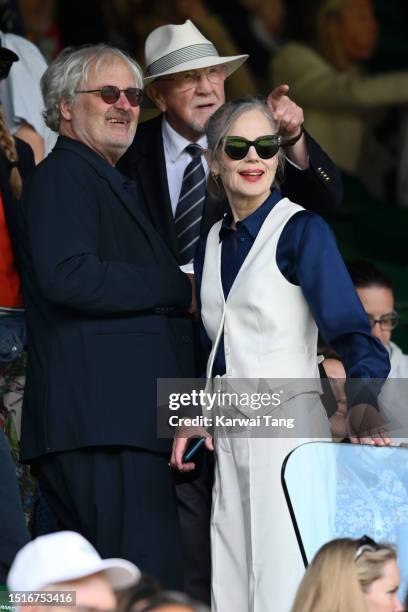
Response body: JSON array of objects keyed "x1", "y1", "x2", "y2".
[{"x1": 182, "y1": 437, "x2": 206, "y2": 463}]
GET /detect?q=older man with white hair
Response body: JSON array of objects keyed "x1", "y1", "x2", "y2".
[
  {"x1": 119, "y1": 19, "x2": 342, "y2": 268},
  {"x1": 18, "y1": 44, "x2": 194, "y2": 588}
]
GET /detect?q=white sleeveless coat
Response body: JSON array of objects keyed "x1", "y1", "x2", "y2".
[{"x1": 200, "y1": 198, "x2": 331, "y2": 612}]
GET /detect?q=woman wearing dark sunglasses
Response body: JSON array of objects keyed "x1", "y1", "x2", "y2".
[
  {"x1": 291, "y1": 536, "x2": 403, "y2": 612},
  {"x1": 171, "y1": 96, "x2": 392, "y2": 611}
]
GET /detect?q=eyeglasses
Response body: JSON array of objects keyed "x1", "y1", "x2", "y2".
[
  {"x1": 223, "y1": 135, "x2": 283, "y2": 160},
  {"x1": 354, "y1": 535, "x2": 379, "y2": 561},
  {"x1": 367, "y1": 311, "x2": 399, "y2": 331},
  {"x1": 75, "y1": 86, "x2": 143, "y2": 107},
  {"x1": 157, "y1": 65, "x2": 226, "y2": 92}
]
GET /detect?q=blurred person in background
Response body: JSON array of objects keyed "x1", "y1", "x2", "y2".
[
  {"x1": 0, "y1": 0, "x2": 57, "y2": 159},
  {"x1": 272, "y1": 0, "x2": 408, "y2": 203},
  {"x1": 347, "y1": 261, "x2": 407, "y2": 379},
  {"x1": 0, "y1": 0, "x2": 23, "y2": 35},
  {"x1": 236, "y1": 0, "x2": 286, "y2": 90},
  {"x1": 0, "y1": 42, "x2": 33, "y2": 579},
  {"x1": 291, "y1": 536, "x2": 403, "y2": 612},
  {"x1": 18, "y1": 0, "x2": 62, "y2": 62},
  {"x1": 0, "y1": 26, "x2": 57, "y2": 161},
  {"x1": 347, "y1": 260, "x2": 408, "y2": 441},
  {"x1": 368, "y1": 0, "x2": 408, "y2": 72},
  {"x1": 322, "y1": 261, "x2": 408, "y2": 441},
  {"x1": 0, "y1": 41, "x2": 33, "y2": 341}
]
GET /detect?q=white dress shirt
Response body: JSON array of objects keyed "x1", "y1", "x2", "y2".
[
  {"x1": 162, "y1": 117, "x2": 208, "y2": 272},
  {"x1": 161, "y1": 117, "x2": 208, "y2": 215}
]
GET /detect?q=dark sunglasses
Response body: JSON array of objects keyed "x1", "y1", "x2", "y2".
[
  {"x1": 223, "y1": 135, "x2": 283, "y2": 160},
  {"x1": 354, "y1": 535, "x2": 379, "y2": 561},
  {"x1": 75, "y1": 85, "x2": 143, "y2": 107}
]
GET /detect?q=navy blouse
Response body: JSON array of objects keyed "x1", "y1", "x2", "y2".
[{"x1": 194, "y1": 190, "x2": 390, "y2": 403}]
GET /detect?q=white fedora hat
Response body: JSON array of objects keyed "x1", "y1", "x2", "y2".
[{"x1": 144, "y1": 20, "x2": 248, "y2": 85}]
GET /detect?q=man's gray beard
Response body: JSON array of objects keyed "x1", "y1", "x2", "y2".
[{"x1": 109, "y1": 131, "x2": 136, "y2": 149}]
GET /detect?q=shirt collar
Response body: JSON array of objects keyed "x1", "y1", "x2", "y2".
[
  {"x1": 162, "y1": 116, "x2": 207, "y2": 163},
  {"x1": 219, "y1": 188, "x2": 282, "y2": 241}
]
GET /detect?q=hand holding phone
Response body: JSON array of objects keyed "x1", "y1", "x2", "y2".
[{"x1": 182, "y1": 437, "x2": 206, "y2": 463}]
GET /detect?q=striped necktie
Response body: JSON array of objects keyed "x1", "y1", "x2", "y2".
[{"x1": 174, "y1": 143, "x2": 206, "y2": 264}]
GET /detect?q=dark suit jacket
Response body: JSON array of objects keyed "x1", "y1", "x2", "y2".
[
  {"x1": 117, "y1": 115, "x2": 343, "y2": 264},
  {"x1": 19, "y1": 136, "x2": 193, "y2": 461}
]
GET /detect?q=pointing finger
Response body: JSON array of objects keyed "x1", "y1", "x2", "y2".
[{"x1": 268, "y1": 84, "x2": 290, "y2": 103}]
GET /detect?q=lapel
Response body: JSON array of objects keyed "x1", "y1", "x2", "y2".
[
  {"x1": 54, "y1": 136, "x2": 169, "y2": 252},
  {"x1": 131, "y1": 117, "x2": 180, "y2": 258},
  {"x1": 124, "y1": 118, "x2": 228, "y2": 261}
]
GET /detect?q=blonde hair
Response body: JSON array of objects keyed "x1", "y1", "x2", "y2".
[
  {"x1": 291, "y1": 538, "x2": 397, "y2": 612},
  {"x1": 0, "y1": 105, "x2": 22, "y2": 198}
]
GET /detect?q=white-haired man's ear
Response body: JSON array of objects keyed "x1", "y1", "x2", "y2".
[
  {"x1": 59, "y1": 98, "x2": 72, "y2": 121},
  {"x1": 145, "y1": 83, "x2": 167, "y2": 112}
]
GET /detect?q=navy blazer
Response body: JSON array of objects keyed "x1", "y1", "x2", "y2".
[
  {"x1": 19, "y1": 136, "x2": 193, "y2": 461},
  {"x1": 118, "y1": 115, "x2": 343, "y2": 264}
]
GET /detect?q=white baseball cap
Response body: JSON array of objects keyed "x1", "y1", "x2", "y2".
[{"x1": 7, "y1": 531, "x2": 141, "y2": 592}]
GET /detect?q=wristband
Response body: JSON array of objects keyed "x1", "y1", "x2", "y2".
[{"x1": 283, "y1": 126, "x2": 304, "y2": 147}]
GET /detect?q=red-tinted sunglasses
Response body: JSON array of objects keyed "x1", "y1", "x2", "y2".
[{"x1": 75, "y1": 85, "x2": 143, "y2": 107}]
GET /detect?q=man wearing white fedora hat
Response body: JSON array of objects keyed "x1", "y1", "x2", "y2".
[
  {"x1": 118, "y1": 18, "x2": 343, "y2": 604},
  {"x1": 119, "y1": 20, "x2": 342, "y2": 266}
]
